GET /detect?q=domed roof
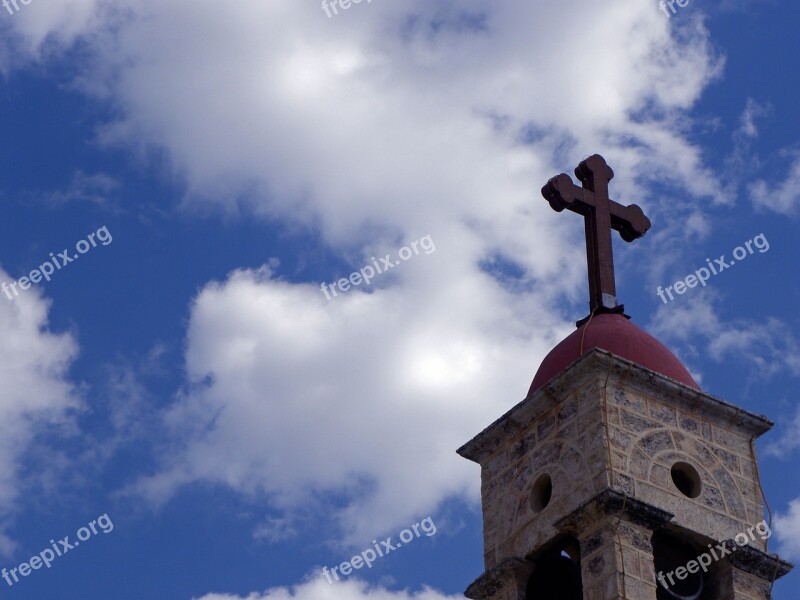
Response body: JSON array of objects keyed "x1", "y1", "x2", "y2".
[{"x1": 528, "y1": 313, "x2": 699, "y2": 395}]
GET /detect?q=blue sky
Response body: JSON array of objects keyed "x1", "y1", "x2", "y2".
[{"x1": 0, "y1": 0, "x2": 799, "y2": 599}]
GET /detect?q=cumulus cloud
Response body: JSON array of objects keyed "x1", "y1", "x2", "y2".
[
  {"x1": 1, "y1": 0, "x2": 725, "y2": 237},
  {"x1": 0, "y1": 0, "x2": 106, "y2": 70},
  {"x1": 193, "y1": 578, "x2": 460, "y2": 600},
  {"x1": 132, "y1": 260, "x2": 561, "y2": 543},
  {"x1": 764, "y1": 404, "x2": 800, "y2": 459},
  {"x1": 774, "y1": 499, "x2": 800, "y2": 561},
  {"x1": 750, "y1": 151, "x2": 800, "y2": 215},
  {"x1": 0, "y1": 270, "x2": 81, "y2": 555},
  {"x1": 650, "y1": 295, "x2": 800, "y2": 378}
]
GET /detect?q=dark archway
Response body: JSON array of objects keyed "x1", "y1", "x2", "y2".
[
  {"x1": 525, "y1": 548, "x2": 582, "y2": 600},
  {"x1": 653, "y1": 531, "x2": 708, "y2": 600}
]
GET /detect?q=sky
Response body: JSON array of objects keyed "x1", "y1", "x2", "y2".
[{"x1": 0, "y1": 0, "x2": 798, "y2": 598}]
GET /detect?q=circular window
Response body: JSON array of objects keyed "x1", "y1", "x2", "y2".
[
  {"x1": 530, "y1": 473, "x2": 553, "y2": 513},
  {"x1": 671, "y1": 462, "x2": 702, "y2": 498}
]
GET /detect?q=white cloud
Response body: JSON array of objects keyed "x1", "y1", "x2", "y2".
[
  {"x1": 721, "y1": 98, "x2": 769, "y2": 198},
  {"x1": 0, "y1": 270, "x2": 81, "y2": 555},
  {"x1": 1, "y1": 0, "x2": 725, "y2": 237},
  {"x1": 764, "y1": 404, "x2": 800, "y2": 459},
  {"x1": 193, "y1": 578, "x2": 460, "y2": 600},
  {"x1": 132, "y1": 261, "x2": 560, "y2": 543},
  {"x1": 738, "y1": 97, "x2": 769, "y2": 139},
  {"x1": 750, "y1": 151, "x2": 800, "y2": 215},
  {"x1": 774, "y1": 499, "x2": 800, "y2": 561},
  {"x1": 44, "y1": 171, "x2": 120, "y2": 208},
  {"x1": 650, "y1": 295, "x2": 800, "y2": 380},
  {"x1": 0, "y1": 0, "x2": 105, "y2": 70}
]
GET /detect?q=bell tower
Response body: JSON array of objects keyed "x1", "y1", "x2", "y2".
[{"x1": 457, "y1": 155, "x2": 792, "y2": 600}]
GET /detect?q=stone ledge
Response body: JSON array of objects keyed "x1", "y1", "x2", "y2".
[
  {"x1": 457, "y1": 349, "x2": 773, "y2": 465},
  {"x1": 555, "y1": 489, "x2": 674, "y2": 534},
  {"x1": 724, "y1": 540, "x2": 794, "y2": 582},
  {"x1": 464, "y1": 557, "x2": 534, "y2": 600}
]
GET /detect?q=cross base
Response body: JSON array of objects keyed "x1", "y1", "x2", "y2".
[{"x1": 575, "y1": 304, "x2": 629, "y2": 328}]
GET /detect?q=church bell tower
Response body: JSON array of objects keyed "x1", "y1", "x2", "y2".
[{"x1": 457, "y1": 155, "x2": 792, "y2": 600}]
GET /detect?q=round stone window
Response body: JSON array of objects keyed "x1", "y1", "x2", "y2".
[
  {"x1": 530, "y1": 473, "x2": 553, "y2": 513},
  {"x1": 671, "y1": 462, "x2": 702, "y2": 498}
]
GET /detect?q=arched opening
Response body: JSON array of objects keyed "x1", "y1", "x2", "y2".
[
  {"x1": 653, "y1": 531, "x2": 707, "y2": 600},
  {"x1": 525, "y1": 539, "x2": 582, "y2": 600}
]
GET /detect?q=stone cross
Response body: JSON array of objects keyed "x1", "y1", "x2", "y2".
[{"x1": 541, "y1": 154, "x2": 651, "y2": 315}]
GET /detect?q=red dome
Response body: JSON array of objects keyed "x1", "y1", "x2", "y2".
[{"x1": 528, "y1": 313, "x2": 699, "y2": 395}]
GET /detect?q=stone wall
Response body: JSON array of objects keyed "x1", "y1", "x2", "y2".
[{"x1": 606, "y1": 378, "x2": 767, "y2": 550}]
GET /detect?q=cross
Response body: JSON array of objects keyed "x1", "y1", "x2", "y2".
[{"x1": 541, "y1": 154, "x2": 651, "y2": 318}]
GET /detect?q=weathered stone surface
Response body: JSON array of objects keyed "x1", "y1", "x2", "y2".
[
  {"x1": 679, "y1": 413, "x2": 701, "y2": 434},
  {"x1": 537, "y1": 415, "x2": 555, "y2": 440},
  {"x1": 558, "y1": 398, "x2": 579, "y2": 423},
  {"x1": 649, "y1": 404, "x2": 677, "y2": 427},
  {"x1": 582, "y1": 528, "x2": 608, "y2": 557},
  {"x1": 622, "y1": 546, "x2": 640, "y2": 578},
  {"x1": 732, "y1": 568, "x2": 773, "y2": 600},
  {"x1": 531, "y1": 440, "x2": 563, "y2": 469},
  {"x1": 640, "y1": 430, "x2": 674, "y2": 454},
  {"x1": 587, "y1": 553, "x2": 607, "y2": 576},
  {"x1": 648, "y1": 464, "x2": 669, "y2": 486},
  {"x1": 483, "y1": 448, "x2": 508, "y2": 479},
  {"x1": 629, "y1": 448, "x2": 650, "y2": 480},
  {"x1": 728, "y1": 543, "x2": 794, "y2": 580},
  {"x1": 622, "y1": 410, "x2": 660, "y2": 433},
  {"x1": 509, "y1": 433, "x2": 533, "y2": 461},
  {"x1": 613, "y1": 472, "x2": 635, "y2": 496},
  {"x1": 559, "y1": 417, "x2": 579, "y2": 439},
  {"x1": 714, "y1": 447, "x2": 741, "y2": 473},
  {"x1": 614, "y1": 385, "x2": 646, "y2": 415},
  {"x1": 511, "y1": 464, "x2": 533, "y2": 493},
  {"x1": 713, "y1": 425, "x2": 753, "y2": 456},
  {"x1": 734, "y1": 476, "x2": 760, "y2": 504},
  {"x1": 691, "y1": 439, "x2": 718, "y2": 468},
  {"x1": 464, "y1": 557, "x2": 533, "y2": 600},
  {"x1": 700, "y1": 484, "x2": 725, "y2": 511},
  {"x1": 609, "y1": 427, "x2": 632, "y2": 451}
]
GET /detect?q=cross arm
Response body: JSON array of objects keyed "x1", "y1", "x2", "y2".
[{"x1": 541, "y1": 173, "x2": 651, "y2": 242}]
